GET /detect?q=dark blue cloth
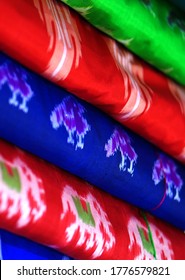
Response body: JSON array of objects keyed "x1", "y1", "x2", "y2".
[
  {"x1": 0, "y1": 52, "x2": 184, "y2": 230},
  {"x1": 0, "y1": 230, "x2": 72, "y2": 260}
]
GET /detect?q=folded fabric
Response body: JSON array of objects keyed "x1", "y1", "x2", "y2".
[
  {"x1": 1, "y1": 139, "x2": 185, "y2": 260},
  {"x1": 0, "y1": 230, "x2": 71, "y2": 260},
  {"x1": 0, "y1": 1, "x2": 185, "y2": 164},
  {"x1": 167, "y1": 0, "x2": 185, "y2": 11},
  {"x1": 0, "y1": 53, "x2": 185, "y2": 230},
  {"x1": 61, "y1": 0, "x2": 185, "y2": 85}
]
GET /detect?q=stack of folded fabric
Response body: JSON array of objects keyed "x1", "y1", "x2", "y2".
[
  {"x1": 0, "y1": 139, "x2": 185, "y2": 260},
  {"x1": 60, "y1": 0, "x2": 185, "y2": 85},
  {"x1": 0, "y1": 0, "x2": 184, "y2": 260}
]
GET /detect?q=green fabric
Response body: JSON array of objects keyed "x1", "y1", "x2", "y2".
[{"x1": 61, "y1": 0, "x2": 185, "y2": 85}]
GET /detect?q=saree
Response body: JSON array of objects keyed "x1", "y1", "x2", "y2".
[
  {"x1": 0, "y1": 139, "x2": 185, "y2": 260},
  {"x1": 0, "y1": 0, "x2": 185, "y2": 163},
  {"x1": 0, "y1": 53, "x2": 184, "y2": 230},
  {"x1": 60, "y1": 0, "x2": 185, "y2": 85}
]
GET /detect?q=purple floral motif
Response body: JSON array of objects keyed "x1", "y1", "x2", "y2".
[
  {"x1": 0, "y1": 61, "x2": 34, "y2": 113},
  {"x1": 105, "y1": 127, "x2": 137, "y2": 175},
  {"x1": 152, "y1": 154, "x2": 183, "y2": 202},
  {"x1": 50, "y1": 96, "x2": 91, "y2": 149}
]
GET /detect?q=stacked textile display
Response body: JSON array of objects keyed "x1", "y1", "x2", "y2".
[
  {"x1": 0, "y1": 53, "x2": 184, "y2": 231},
  {"x1": 59, "y1": 0, "x2": 185, "y2": 85},
  {"x1": 0, "y1": 0, "x2": 185, "y2": 163},
  {"x1": 0, "y1": 139, "x2": 185, "y2": 260},
  {"x1": 0, "y1": 0, "x2": 184, "y2": 260}
]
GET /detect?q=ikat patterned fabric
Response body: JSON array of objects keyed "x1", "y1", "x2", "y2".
[
  {"x1": 0, "y1": 53, "x2": 184, "y2": 230},
  {"x1": 60, "y1": 0, "x2": 185, "y2": 85},
  {"x1": 0, "y1": 0, "x2": 185, "y2": 163},
  {"x1": 0, "y1": 140, "x2": 185, "y2": 260}
]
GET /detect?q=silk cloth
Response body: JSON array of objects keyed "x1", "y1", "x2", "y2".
[
  {"x1": 0, "y1": 53, "x2": 185, "y2": 230},
  {"x1": 1, "y1": 140, "x2": 185, "y2": 260},
  {"x1": 0, "y1": 0, "x2": 185, "y2": 164},
  {"x1": 60, "y1": 0, "x2": 185, "y2": 85},
  {"x1": 0, "y1": 230, "x2": 71, "y2": 260}
]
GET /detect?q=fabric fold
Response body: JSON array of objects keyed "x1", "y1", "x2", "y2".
[
  {"x1": 1, "y1": 139, "x2": 185, "y2": 260},
  {"x1": 60, "y1": 0, "x2": 185, "y2": 85},
  {"x1": 0, "y1": 0, "x2": 185, "y2": 163},
  {"x1": 0, "y1": 53, "x2": 184, "y2": 230}
]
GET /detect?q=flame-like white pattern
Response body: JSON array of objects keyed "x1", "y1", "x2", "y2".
[
  {"x1": 128, "y1": 216, "x2": 174, "y2": 260},
  {"x1": 106, "y1": 39, "x2": 153, "y2": 120},
  {"x1": 34, "y1": 0, "x2": 82, "y2": 80},
  {"x1": 0, "y1": 156, "x2": 46, "y2": 228},
  {"x1": 60, "y1": 185, "x2": 115, "y2": 259},
  {"x1": 168, "y1": 81, "x2": 185, "y2": 163},
  {"x1": 168, "y1": 80, "x2": 185, "y2": 115}
]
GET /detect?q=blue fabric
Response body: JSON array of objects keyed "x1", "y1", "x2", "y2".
[
  {"x1": 0, "y1": 230, "x2": 72, "y2": 260},
  {"x1": 0, "y1": 52, "x2": 184, "y2": 230}
]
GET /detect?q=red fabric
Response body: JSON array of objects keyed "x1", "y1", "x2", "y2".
[
  {"x1": 0, "y1": 139, "x2": 185, "y2": 260},
  {"x1": 0, "y1": 0, "x2": 185, "y2": 163}
]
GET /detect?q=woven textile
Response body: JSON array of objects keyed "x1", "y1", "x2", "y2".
[
  {"x1": 1, "y1": 140, "x2": 185, "y2": 260},
  {"x1": 0, "y1": 0, "x2": 185, "y2": 163},
  {"x1": 0, "y1": 230, "x2": 71, "y2": 260},
  {"x1": 0, "y1": 53, "x2": 184, "y2": 230},
  {"x1": 60, "y1": 0, "x2": 185, "y2": 85}
]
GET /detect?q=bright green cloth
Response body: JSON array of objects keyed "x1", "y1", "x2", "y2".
[{"x1": 61, "y1": 0, "x2": 185, "y2": 85}]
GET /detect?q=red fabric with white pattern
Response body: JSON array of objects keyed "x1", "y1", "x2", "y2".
[{"x1": 0, "y1": 139, "x2": 185, "y2": 260}]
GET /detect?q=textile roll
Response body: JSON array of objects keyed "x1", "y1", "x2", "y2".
[
  {"x1": 60, "y1": 0, "x2": 185, "y2": 85},
  {"x1": 1, "y1": 140, "x2": 185, "y2": 260},
  {"x1": 0, "y1": 0, "x2": 185, "y2": 163},
  {"x1": 0, "y1": 230, "x2": 71, "y2": 260},
  {"x1": 0, "y1": 53, "x2": 184, "y2": 230}
]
